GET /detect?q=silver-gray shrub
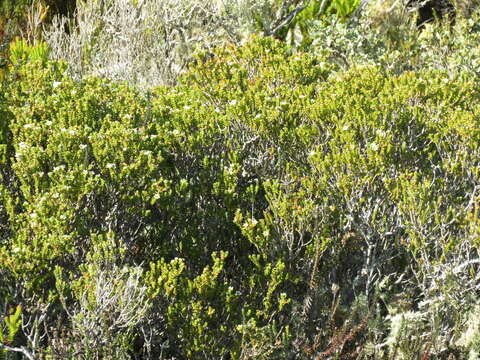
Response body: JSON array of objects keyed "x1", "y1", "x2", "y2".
[
  {"x1": 43, "y1": 0, "x2": 274, "y2": 88},
  {"x1": 67, "y1": 266, "x2": 150, "y2": 359}
]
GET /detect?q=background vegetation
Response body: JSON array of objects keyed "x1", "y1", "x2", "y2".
[{"x1": 1, "y1": 0, "x2": 480, "y2": 359}]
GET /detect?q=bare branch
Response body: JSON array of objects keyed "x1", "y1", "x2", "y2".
[
  {"x1": 266, "y1": 0, "x2": 311, "y2": 37},
  {"x1": 0, "y1": 343, "x2": 37, "y2": 360}
]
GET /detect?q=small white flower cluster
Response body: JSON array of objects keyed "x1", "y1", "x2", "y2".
[{"x1": 60, "y1": 128, "x2": 77, "y2": 136}]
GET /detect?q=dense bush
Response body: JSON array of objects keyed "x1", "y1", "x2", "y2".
[{"x1": 1, "y1": 34, "x2": 480, "y2": 359}]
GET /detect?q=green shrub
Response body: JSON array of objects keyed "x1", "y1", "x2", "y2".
[{"x1": 1, "y1": 35, "x2": 480, "y2": 359}]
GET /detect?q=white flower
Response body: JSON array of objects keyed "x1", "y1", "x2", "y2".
[
  {"x1": 376, "y1": 129, "x2": 386, "y2": 137},
  {"x1": 52, "y1": 81, "x2": 62, "y2": 88},
  {"x1": 106, "y1": 163, "x2": 116, "y2": 169}
]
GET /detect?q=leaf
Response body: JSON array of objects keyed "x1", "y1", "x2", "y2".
[{"x1": 4, "y1": 305, "x2": 21, "y2": 343}]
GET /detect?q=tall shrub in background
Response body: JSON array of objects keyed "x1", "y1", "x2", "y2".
[
  {"x1": 42, "y1": 0, "x2": 362, "y2": 88},
  {"x1": 43, "y1": 0, "x2": 274, "y2": 87}
]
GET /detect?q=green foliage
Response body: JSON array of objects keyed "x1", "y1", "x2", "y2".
[
  {"x1": 1, "y1": 32, "x2": 480, "y2": 359},
  {"x1": 327, "y1": 0, "x2": 360, "y2": 19},
  {"x1": 0, "y1": 305, "x2": 22, "y2": 358},
  {"x1": 8, "y1": 38, "x2": 49, "y2": 67},
  {"x1": 0, "y1": 305, "x2": 22, "y2": 344},
  {"x1": 145, "y1": 252, "x2": 236, "y2": 357},
  {"x1": 180, "y1": 36, "x2": 480, "y2": 357}
]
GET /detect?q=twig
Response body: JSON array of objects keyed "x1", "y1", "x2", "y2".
[
  {"x1": 0, "y1": 343, "x2": 37, "y2": 360},
  {"x1": 267, "y1": 0, "x2": 311, "y2": 37}
]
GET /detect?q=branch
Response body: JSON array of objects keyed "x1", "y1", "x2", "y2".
[
  {"x1": 0, "y1": 343, "x2": 37, "y2": 360},
  {"x1": 267, "y1": 0, "x2": 311, "y2": 37}
]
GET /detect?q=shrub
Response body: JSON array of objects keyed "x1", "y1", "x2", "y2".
[
  {"x1": 43, "y1": 0, "x2": 277, "y2": 87},
  {"x1": 1, "y1": 34, "x2": 480, "y2": 359},
  {"x1": 309, "y1": 4, "x2": 480, "y2": 77},
  {"x1": 56, "y1": 259, "x2": 151, "y2": 358},
  {"x1": 42, "y1": 0, "x2": 363, "y2": 88}
]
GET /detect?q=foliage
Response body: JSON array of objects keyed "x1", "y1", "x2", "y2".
[
  {"x1": 0, "y1": 305, "x2": 22, "y2": 345},
  {"x1": 327, "y1": 0, "x2": 361, "y2": 19},
  {"x1": 1, "y1": 23, "x2": 480, "y2": 360},
  {"x1": 310, "y1": 2, "x2": 480, "y2": 76},
  {"x1": 0, "y1": 305, "x2": 25, "y2": 360},
  {"x1": 8, "y1": 38, "x2": 49, "y2": 67}
]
